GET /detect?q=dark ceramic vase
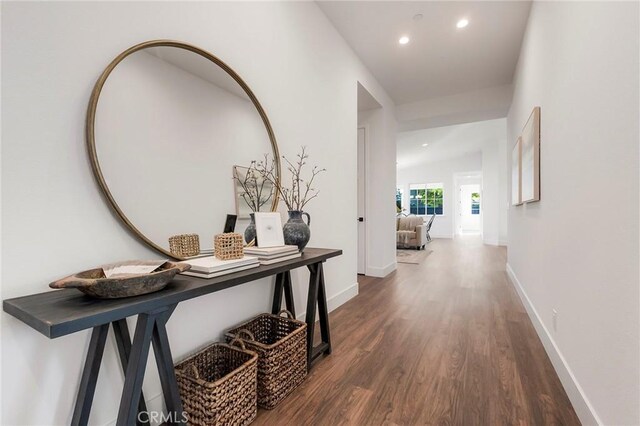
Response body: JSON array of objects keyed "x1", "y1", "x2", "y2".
[
  {"x1": 244, "y1": 213, "x2": 257, "y2": 245},
  {"x1": 283, "y1": 210, "x2": 311, "y2": 252}
]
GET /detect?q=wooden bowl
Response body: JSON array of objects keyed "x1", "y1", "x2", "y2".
[{"x1": 49, "y1": 261, "x2": 191, "y2": 299}]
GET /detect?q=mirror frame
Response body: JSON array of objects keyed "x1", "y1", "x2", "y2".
[{"x1": 86, "y1": 40, "x2": 281, "y2": 259}]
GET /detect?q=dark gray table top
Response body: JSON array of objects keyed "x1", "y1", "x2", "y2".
[{"x1": 3, "y1": 248, "x2": 342, "y2": 339}]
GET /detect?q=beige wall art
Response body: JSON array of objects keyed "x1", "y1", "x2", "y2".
[{"x1": 511, "y1": 136, "x2": 522, "y2": 205}]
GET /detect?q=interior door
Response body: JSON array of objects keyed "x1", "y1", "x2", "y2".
[{"x1": 357, "y1": 127, "x2": 366, "y2": 275}]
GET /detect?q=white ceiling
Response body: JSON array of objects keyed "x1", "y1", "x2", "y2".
[
  {"x1": 397, "y1": 118, "x2": 505, "y2": 169},
  {"x1": 318, "y1": 1, "x2": 531, "y2": 105}
]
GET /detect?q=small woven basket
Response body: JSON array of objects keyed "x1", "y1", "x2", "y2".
[
  {"x1": 225, "y1": 310, "x2": 307, "y2": 409},
  {"x1": 214, "y1": 233, "x2": 244, "y2": 260},
  {"x1": 175, "y1": 338, "x2": 257, "y2": 426},
  {"x1": 169, "y1": 234, "x2": 200, "y2": 258}
]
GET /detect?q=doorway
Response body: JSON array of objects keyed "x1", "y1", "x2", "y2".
[
  {"x1": 459, "y1": 184, "x2": 481, "y2": 233},
  {"x1": 356, "y1": 81, "x2": 381, "y2": 276},
  {"x1": 454, "y1": 173, "x2": 483, "y2": 236},
  {"x1": 357, "y1": 127, "x2": 366, "y2": 274}
]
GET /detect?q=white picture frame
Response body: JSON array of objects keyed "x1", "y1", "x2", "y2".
[
  {"x1": 254, "y1": 212, "x2": 285, "y2": 248},
  {"x1": 521, "y1": 107, "x2": 540, "y2": 203},
  {"x1": 511, "y1": 137, "x2": 522, "y2": 206}
]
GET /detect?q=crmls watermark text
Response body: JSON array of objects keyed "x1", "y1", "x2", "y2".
[{"x1": 137, "y1": 411, "x2": 188, "y2": 424}]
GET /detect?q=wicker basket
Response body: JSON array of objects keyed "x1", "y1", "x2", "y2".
[
  {"x1": 175, "y1": 339, "x2": 258, "y2": 426},
  {"x1": 214, "y1": 233, "x2": 244, "y2": 260},
  {"x1": 225, "y1": 310, "x2": 307, "y2": 409},
  {"x1": 169, "y1": 234, "x2": 200, "y2": 258}
]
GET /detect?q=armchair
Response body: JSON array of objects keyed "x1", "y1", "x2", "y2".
[{"x1": 396, "y1": 215, "x2": 428, "y2": 250}]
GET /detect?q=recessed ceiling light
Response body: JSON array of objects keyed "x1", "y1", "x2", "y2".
[
  {"x1": 399, "y1": 36, "x2": 410, "y2": 45},
  {"x1": 456, "y1": 19, "x2": 469, "y2": 29},
  {"x1": 422, "y1": 143, "x2": 428, "y2": 147}
]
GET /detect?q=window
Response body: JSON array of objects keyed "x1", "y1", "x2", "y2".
[
  {"x1": 426, "y1": 183, "x2": 444, "y2": 215},
  {"x1": 396, "y1": 187, "x2": 404, "y2": 213},
  {"x1": 471, "y1": 192, "x2": 480, "y2": 215},
  {"x1": 409, "y1": 184, "x2": 426, "y2": 215},
  {"x1": 410, "y1": 183, "x2": 444, "y2": 215}
]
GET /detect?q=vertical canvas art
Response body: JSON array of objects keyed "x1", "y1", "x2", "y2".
[
  {"x1": 521, "y1": 107, "x2": 541, "y2": 203},
  {"x1": 511, "y1": 137, "x2": 522, "y2": 206}
]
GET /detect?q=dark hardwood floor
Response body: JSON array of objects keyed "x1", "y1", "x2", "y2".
[{"x1": 254, "y1": 236, "x2": 580, "y2": 425}]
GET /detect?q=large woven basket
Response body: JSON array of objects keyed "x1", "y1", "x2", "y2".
[
  {"x1": 225, "y1": 310, "x2": 307, "y2": 409},
  {"x1": 175, "y1": 339, "x2": 257, "y2": 426}
]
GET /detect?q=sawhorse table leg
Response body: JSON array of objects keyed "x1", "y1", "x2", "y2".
[
  {"x1": 71, "y1": 305, "x2": 185, "y2": 426},
  {"x1": 271, "y1": 262, "x2": 332, "y2": 371},
  {"x1": 272, "y1": 270, "x2": 296, "y2": 317},
  {"x1": 305, "y1": 262, "x2": 332, "y2": 368}
]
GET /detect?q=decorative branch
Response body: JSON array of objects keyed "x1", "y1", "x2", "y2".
[
  {"x1": 255, "y1": 146, "x2": 325, "y2": 211},
  {"x1": 233, "y1": 161, "x2": 274, "y2": 212}
]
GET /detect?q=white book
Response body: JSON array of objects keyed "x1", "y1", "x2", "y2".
[
  {"x1": 180, "y1": 262, "x2": 260, "y2": 279},
  {"x1": 183, "y1": 256, "x2": 259, "y2": 274},
  {"x1": 259, "y1": 253, "x2": 302, "y2": 265},
  {"x1": 244, "y1": 245, "x2": 299, "y2": 255},
  {"x1": 252, "y1": 251, "x2": 301, "y2": 260}
]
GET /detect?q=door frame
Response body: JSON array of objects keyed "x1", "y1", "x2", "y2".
[{"x1": 453, "y1": 172, "x2": 483, "y2": 236}]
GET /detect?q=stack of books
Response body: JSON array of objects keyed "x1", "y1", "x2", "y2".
[
  {"x1": 243, "y1": 245, "x2": 301, "y2": 265},
  {"x1": 180, "y1": 255, "x2": 260, "y2": 279}
]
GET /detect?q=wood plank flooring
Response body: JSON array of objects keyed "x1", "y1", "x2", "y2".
[{"x1": 254, "y1": 236, "x2": 580, "y2": 425}]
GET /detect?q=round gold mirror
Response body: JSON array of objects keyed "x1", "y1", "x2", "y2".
[{"x1": 87, "y1": 40, "x2": 280, "y2": 259}]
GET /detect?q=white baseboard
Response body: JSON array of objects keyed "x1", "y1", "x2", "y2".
[
  {"x1": 484, "y1": 238, "x2": 507, "y2": 246},
  {"x1": 327, "y1": 281, "x2": 359, "y2": 313},
  {"x1": 483, "y1": 236, "x2": 507, "y2": 246},
  {"x1": 100, "y1": 392, "x2": 165, "y2": 426},
  {"x1": 366, "y1": 261, "x2": 396, "y2": 278},
  {"x1": 296, "y1": 281, "x2": 359, "y2": 321},
  {"x1": 506, "y1": 263, "x2": 601, "y2": 426},
  {"x1": 431, "y1": 233, "x2": 453, "y2": 239}
]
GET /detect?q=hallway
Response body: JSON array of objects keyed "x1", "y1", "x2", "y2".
[{"x1": 255, "y1": 237, "x2": 580, "y2": 425}]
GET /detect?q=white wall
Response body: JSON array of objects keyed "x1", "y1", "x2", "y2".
[
  {"x1": 397, "y1": 152, "x2": 481, "y2": 238},
  {"x1": 497, "y1": 119, "x2": 509, "y2": 245},
  {"x1": 506, "y1": 2, "x2": 639, "y2": 425},
  {"x1": 481, "y1": 128, "x2": 507, "y2": 246},
  {"x1": 0, "y1": 2, "x2": 396, "y2": 424},
  {"x1": 397, "y1": 84, "x2": 513, "y2": 131}
]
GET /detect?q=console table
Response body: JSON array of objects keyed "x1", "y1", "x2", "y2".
[{"x1": 3, "y1": 248, "x2": 342, "y2": 426}]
